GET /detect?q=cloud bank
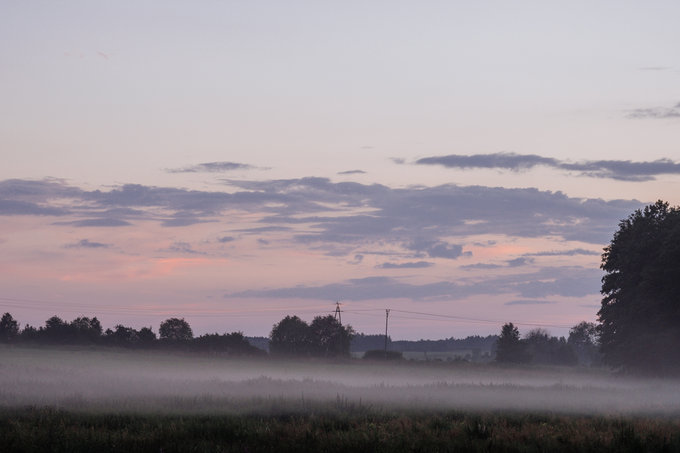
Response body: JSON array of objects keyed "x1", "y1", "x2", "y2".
[
  {"x1": 0, "y1": 176, "x2": 631, "y2": 308},
  {"x1": 415, "y1": 153, "x2": 680, "y2": 182},
  {"x1": 167, "y1": 162, "x2": 259, "y2": 173},
  {"x1": 627, "y1": 102, "x2": 680, "y2": 120},
  {"x1": 0, "y1": 177, "x2": 642, "y2": 254},
  {"x1": 227, "y1": 266, "x2": 600, "y2": 301},
  {"x1": 64, "y1": 239, "x2": 110, "y2": 249}
]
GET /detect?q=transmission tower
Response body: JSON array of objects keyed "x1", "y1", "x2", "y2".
[{"x1": 334, "y1": 301, "x2": 342, "y2": 325}]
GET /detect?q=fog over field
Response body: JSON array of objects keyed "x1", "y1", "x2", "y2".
[{"x1": 2, "y1": 346, "x2": 680, "y2": 416}]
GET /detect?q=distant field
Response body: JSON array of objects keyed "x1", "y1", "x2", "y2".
[{"x1": 3, "y1": 344, "x2": 680, "y2": 451}]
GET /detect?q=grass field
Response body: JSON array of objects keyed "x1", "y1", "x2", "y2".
[
  {"x1": 4, "y1": 406, "x2": 680, "y2": 452},
  {"x1": 2, "y1": 344, "x2": 680, "y2": 451}
]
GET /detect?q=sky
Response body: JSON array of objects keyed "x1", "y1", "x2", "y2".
[{"x1": 1, "y1": 1, "x2": 679, "y2": 340}]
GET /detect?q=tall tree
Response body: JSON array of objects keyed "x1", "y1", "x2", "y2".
[
  {"x1": 159, "y1": 318, "x2": 193, "y2": 341},
  {"x1": 0, "y1": 313, "x2": 19, "y2": 342},
  {"x1": 269, "y1": 315, "x2": 312, "y2": 356},
  {"x1": 137, "y1": 327, "x2": 157, "y2": 345},
  {"x1": 70, "y1": 316, "x2": 103, "y2": 343},
  {"x1": 43, "y1": 315, "x2": 70, "y2": 343},
  {"x1": 309, "y1": 315, "x2": 354, "y2": 358},
  {"x1": 524, "y1": 328, "x2": 577, "y2": 366},
  {"x1": 598, "y1": 200, "x2": 680, "y2": 374},
  {"x1": 495, "y1": 322, "x2": 528, "y2": 363},
  {"x1": 106, "y1": 324, "x2": 140, "y2": 346},
  {"x1": 568, "y1": 321, "x2": 600, "y2": 366}
]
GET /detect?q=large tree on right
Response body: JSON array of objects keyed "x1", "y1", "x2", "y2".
[{"x1": 598, "y1": 200, "x2": 680, "y2": 374}]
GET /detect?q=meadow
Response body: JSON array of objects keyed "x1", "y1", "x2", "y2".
[{"x1": 2, "y1": 344, "x2": 680, "y2": 451}]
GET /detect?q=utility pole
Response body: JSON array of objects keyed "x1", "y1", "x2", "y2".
[
  {"x1": 384, "y1": 309, "x2": 390, "y2": 354},
  {"x1": 334, "y1": 301, "x2": 342, "y2": 325}
]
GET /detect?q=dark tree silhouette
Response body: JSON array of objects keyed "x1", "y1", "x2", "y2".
[
  {"x1": 192, "y1": 332, "x2": 262, "y2": 355},
  {"x1": 105, "y1": 324, "x2": 140, "y2": 346},
  {"x1": 0, "y1": 313, "x2": 19, "y2": 342},
  {"x1": 70, "y1": 316, "x2": 102, "y2": 343},
  {"x1": 568, "y1": 321, "x2": 600, "y2": 366},
  {"x1": 524, "y1": 328, "x2": 577, "y2": 366},
  {"x1": 137, "y1": 327, "x2": 157, "y2": 345},
  {"x1": 43, "y1": 316, "x2": 70, "y2": 343},
  {"x1": 309, "y1": 315, "x2": 354, "y2": 358},
  {"x1": 269, "y1": 315, "x2": 312, "y2": 356},
  {"x1": 495, "y1": 322, "x2": 529, "y2": 363},
  {"x1": 19, "y1": 324, "x2": 39, "y2": 341},
  {"x1": 599, "y1": 200, "x2": 680, "y2": 374},
  {"x1": 269, "y1": 315, "x2": 353, "y2": 357},
  {"x1": 159, "y1": 317, "x2": 193, "y2": 341}
]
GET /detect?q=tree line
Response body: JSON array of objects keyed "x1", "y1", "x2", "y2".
[
  {"x1": 0, "y1": 313, "x2": 263, "y2": 355},
  {"x1": 495, "y1": 321, "x2": 600, "y2": 366},
  {"x1": 0, "y1": 310, "x2": 597, "y2": 365},
  {"x1": 0, "y1": 312, "x2": 355, "y2": 358}
]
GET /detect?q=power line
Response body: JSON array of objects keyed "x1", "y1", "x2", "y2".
[
  {"x1": 389, "y1": 309, "x2": 572, "y2": 329},
  {"x1": 1, "y1": 296, "x2": 574, "y2": 329}
]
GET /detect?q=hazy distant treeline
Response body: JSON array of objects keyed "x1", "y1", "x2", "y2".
[
  {"x1": 0, "y1": 312, "x2": 263, "y2": 356},
  {"x1": 0, "y1": 311, "x2": 601, "y2": 366},
  {"x1": 0, "y1": 312, "x2": 355, "y2": 358}
]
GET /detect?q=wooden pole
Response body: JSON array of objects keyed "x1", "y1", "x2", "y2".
[{"x1": 384, "y1": 309, "x2": 390, "y2": 355}]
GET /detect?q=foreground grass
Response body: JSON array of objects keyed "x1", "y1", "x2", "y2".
[{"x1": 3, "y1": 406, "x2": 680, "y2": 452}]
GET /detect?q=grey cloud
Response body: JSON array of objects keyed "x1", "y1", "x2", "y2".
[
  {"x1": 0, "y1": 199, "x2": 69, "y2": 216},
  {"x1": 257, "y1": 238, "x2": 270, "y2": 245},
  {"x1": 559, "y1": 159, "x2": 680, "y2": 182},
  {"x1": 406, "y1": 238, "x2": 465, "y2": 259},
  {"x1": 462, "y1": 257, "x2": 534, "y2": 270},
  {"x1": 349, "y1": 254, "x2": 364, "y2": 264},
  {"x1": 505, "y1": 300, "x2": 556, "y2": 306},
  {"x1": 514, "y1": 271, "x2": 601, "y2": 298},
  {"x1": 167, "y1": 162, "x2": 258, "y2": 173},
  {"x1": 377, "y1": 261, "x2": 434, "y2": 269},
  {"x1": 507, "y1": 257, "x2": 534, "y2": 267},
  {"x1": 97, "y1": 208, "x2": 146, "y2": 217},
  {"x1": 227, "y1": 177, "x2": 387, "y2": 202},
  {"x1": 0, "y1": 178, "x2": 644, "y2": 252},
  {"x1": 64, "y1": 239, "x2": 110, "y2": 249},
  {"x1": 229, "y1": 276, "x2": 460, "y2": 301},
  {"x1": 627, "y1": 102, "x2": 680, "y2": 119},
  {"x1": 227, "y1": 266, "x2": 601, "y2": 302},
  {"x1": 85, "y1": 184, "x2": 234, "y2": 213},
  {"x1": 338, "y1": 170, "x2": 366, "y2": 175},
  {"x1": 526, "y1": 248, "x2": 600, "y2": 257},
  {"x1": 54, "y1": 218, "x2": 132, "y2": 227},
  {"x1": 164, "y1": 242, "x2": 205, "y2": 255},
  {"x1": 414, "y1": 153, "x2": 680, "y2": 182},
  {"x1": 234, "y1": 226, "x2": 292, "y2": 234},
  {"x1": 218, "y1": 236, "x2": 235, "y2": 243},
  {"x1": 0, "y1": 178, "x2": 82, "y2": 201},
  {"x1": 161, "y1": 216, "x2": 217, "y2": 227},
  {"x1": 321, "y1": 246, "x2": 357, "y2": 257},
  {"x1": 416, "y1": 153, "x2": 558, "y2": 171},
  {"x1": 255, "y1": 178, "x2": 641, "y2": 246},
  {"x1": 461, "y1": 263, "x2": 503, "y2": 270}
]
